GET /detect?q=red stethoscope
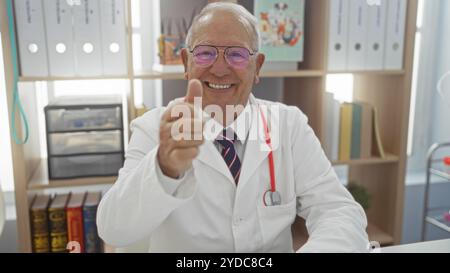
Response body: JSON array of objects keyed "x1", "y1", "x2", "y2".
[{"x1": 259, "y1": 107, "x2": 281, "y2": 207}]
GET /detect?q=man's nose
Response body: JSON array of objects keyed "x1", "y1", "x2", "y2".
[{"x1": 209, "y1": 52, "x2": 231, "y2": 77}]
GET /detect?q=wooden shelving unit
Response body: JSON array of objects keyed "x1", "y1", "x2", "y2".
[
  {"x1": 329, "y1": 70, "x2": 406, "y2": 76},
  {"x1": 19, "y1": 69, "x2": 325, "y2": 82},
  {"x1": 1, "y1": 0, "x2": 418, "y2": 252},
  {"x1": 285, "y1": 0, "x2": 417, "y2": 248}
]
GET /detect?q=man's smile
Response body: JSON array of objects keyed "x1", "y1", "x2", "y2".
[{"x1": 204, "y1": 81, "x2": 237, "y2": 92}]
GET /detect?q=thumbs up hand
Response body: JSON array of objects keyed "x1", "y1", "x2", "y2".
[
  {"x1": 157, "y1": 80, "x2": 205, "y2": 179},
  {"x1": 184, "y1": 79, "x2": 203, "y2": 104}
]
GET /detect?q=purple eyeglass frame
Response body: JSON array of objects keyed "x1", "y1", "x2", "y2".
[{"x1": 188, "y1": 45, "x2": 257, "y2": 69}]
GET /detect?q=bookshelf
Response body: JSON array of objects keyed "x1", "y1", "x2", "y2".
[{"x1": 1, "y1": 0, "x2": 418, "y2": 252}]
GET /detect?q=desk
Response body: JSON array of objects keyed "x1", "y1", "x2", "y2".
[{"x1": 381, "y1": 239, "x2": 450, "y2": 253}]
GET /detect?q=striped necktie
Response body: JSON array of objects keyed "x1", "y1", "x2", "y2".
[{"x1": 216, "y1": 129, "x2": 241, "y2": 183}]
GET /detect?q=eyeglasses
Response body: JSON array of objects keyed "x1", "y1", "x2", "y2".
[{"x1": 189, "y1": 45, "x2": 257, "y2": 69}]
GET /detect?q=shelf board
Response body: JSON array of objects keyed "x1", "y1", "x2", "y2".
[
  {"x1": 327, "y1": 70, "x2": 405, "y2": 76},
  {"x1": 261, "y1": 70, "x2": 324, "y2": 78},
  {"x1": 19, "y1": 75, "x2": 129, "y2": 82},
  {"x1": 331, "y1": 153, "x2": 399, "y2": 166},
  {"x1": 134, "y1": 71, "x2": 184, "y2": 80},
  {"x1": 27, "y1": 159, "x2": 116, "y2": 190},
  {"x1": 135, "y1": 70, "x2": 325, "y2": 80},
  {"x1": 19, "y1": 70, "x2": 324, "y2": 82},
  {"x1": 367, "y1": 223, "x2": 394, "y2": 246},
  {"x1": 20, "y1": 70, "x2": 402, "y2": 82}
]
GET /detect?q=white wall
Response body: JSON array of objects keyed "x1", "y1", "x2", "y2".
[
  {"x1": 431, "y1": 0, "x2": 450, "y2": 145},
  {"x1": 0, "y1": 32, "x2": 14, "y2": 192},
  {"x1": 406, "y1": 0, "x2": 449, "y2": 175}
]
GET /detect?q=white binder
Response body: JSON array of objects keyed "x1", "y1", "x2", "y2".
[
  {"x1": 100, "y1": 0, "x2": 128, "y2": 76},
  {"x1": 42, "y1": 0, "x2": 76, "y2": 77},
  {"x1": 384, "y1": 0, "x2": 407, "y2": 70},
  {"x1": 327, "y1": 0, "x2": 349, "y2": 71},
  {"x1": 347, "y1": 0, "x2": 368, "y2": 70},
  {"x1": 365, "y1": 0, "x2": 387, "y2": 70},
  {"x1": 73, "y1": 0, "x2": 103, "y2": 76},
  {"x1": 13, "y1": 0, "x2": 49, "y2": 77}
]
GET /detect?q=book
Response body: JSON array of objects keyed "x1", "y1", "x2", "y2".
[
  {"x1": 48, "y1": 193, "x2": 71, "y2": 253},
  {"x1": 29, "y1": 194, "x2": 51, "y2": 253},
  {"x1": 152, "y1": 63, "x2": 185, "y2": 73},
  {"x1": 83, "y1": 191, "x2": 103, "y2": 253},
  {"x1": 67, "y1": 192, "x2": 87, "y2": 253},
  {"x1": 351, "y1": 103, "x2": 362, "y2": 159},
  {"x1": 339, "y1": 103, "x2": 353, "y2": 161},
  {"x1": 372, "y1": 107, "x2": 386, "y2": 158},
  {"x1": 330, "y1": 99, "x2": 341, "y2": 161},
  {"x1": 255, "y1": 0, "x2": 305, "y2": 62},
  {"x1": 358, "y1": 102, "x2": 374, "y2": 159},
  {"x1": 323, "y1": 92, "x2": 341, "y2": 161}
]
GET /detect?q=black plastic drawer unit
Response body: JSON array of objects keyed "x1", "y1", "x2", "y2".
[{"x1": 44, "y1": 96, "x2": 125, "y2": 179}]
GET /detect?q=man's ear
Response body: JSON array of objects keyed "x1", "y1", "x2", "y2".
[
  {"x1": 181, "y1": 48, "x2": 189, "y2": 80},
  {"x1": 254, "y1": 53, "x2": 265, "y2": 84}
]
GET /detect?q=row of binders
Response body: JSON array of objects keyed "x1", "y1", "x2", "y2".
[
  {"x1": 323, "y1": 92, "x2": 385, "y2": 162},
  {"x1": 14, "y1": 0, "x2": 127, "y2": 77},
  {"x1": 29, "y1": 191, "x2": 104, "y2": 253},
  {"x1": 328, "y1": 0, "x2": 407, "y2": 71}
]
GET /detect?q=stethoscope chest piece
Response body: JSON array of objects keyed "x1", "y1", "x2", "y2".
[{"x1": 263, "y1": 190, "x2": 282, "y2": 206}]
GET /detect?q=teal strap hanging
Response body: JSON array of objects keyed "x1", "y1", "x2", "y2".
[{"x1": 6, "y1": 0, "x2": 29, "y2": 145}]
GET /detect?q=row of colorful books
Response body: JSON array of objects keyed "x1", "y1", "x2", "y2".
[
  {"x1": 29, "y1": 191, "x2": 103, "y2": 253},
  {"x1": 323, "y1": 92, "x2": 385, "y2": 161}
]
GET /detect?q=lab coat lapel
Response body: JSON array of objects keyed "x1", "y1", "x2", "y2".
[{"x1": 238, "y1": 98, "x2": 278, "y2": 189}]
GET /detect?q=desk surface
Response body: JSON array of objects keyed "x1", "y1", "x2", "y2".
[{"x1": 381, "y1": 239, "x2": 450, "y2": 253}]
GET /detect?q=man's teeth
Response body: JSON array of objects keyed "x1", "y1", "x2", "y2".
[{"x1": 207, "y1": 82, "x2": 232, "y2": 90}]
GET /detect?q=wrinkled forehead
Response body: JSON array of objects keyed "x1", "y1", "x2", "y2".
[{"x1": 191, "y1": 10, "x2": 253, "y2": 49}]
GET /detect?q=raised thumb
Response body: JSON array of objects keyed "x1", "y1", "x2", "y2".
[{"x1": 185, "y1": 79, "x2": 203, "y2": 104}]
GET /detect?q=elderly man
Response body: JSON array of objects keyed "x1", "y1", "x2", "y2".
[{"x1": 97, "y1": 2, "x2": 369, "y2": 252}]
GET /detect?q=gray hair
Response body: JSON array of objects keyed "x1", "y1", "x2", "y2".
[{"x1": 185, "y1": 2, "x2": 260, "y2": 51}]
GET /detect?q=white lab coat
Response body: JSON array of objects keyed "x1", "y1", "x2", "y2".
[{"x1": 97, "y1": 94, "x2": 369, "y2": 253}]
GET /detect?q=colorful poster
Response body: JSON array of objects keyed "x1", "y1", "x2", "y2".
[{"x1": 255, "y1": 0, "x2": 305, "y2": 62}]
